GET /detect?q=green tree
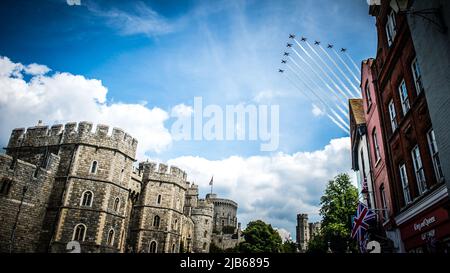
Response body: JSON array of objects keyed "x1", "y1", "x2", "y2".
[
  {"x1": 313, "y1": 173, "x2": 359, "y2": 253},
  {"x1": 237, "y1": 220, "x2": 282, "y2": 253},
  {"x1": 281, "y1": 240, "x2": 297, "y2": 253}
]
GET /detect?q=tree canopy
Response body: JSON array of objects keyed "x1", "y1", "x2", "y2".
[
  {"x1": 308, "y1": 173, "x2": 359, "y2": 253},
  {"x1": 237, "y1": 220, "x2": 282, "y2": 253}
]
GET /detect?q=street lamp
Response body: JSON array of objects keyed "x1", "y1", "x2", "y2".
[{"x1": 389, "y1": 0, "x2": 447, "y2": 33}]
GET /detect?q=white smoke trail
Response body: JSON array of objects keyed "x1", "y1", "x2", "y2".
[
  {"x1": 346, "y1": 52, "x2": 361, "y2": 74},
  {"x1": 285, "y1": 71, "x2": 349, "y2": 133},
  {"x1": 304, "y1": 41, "x2": 355, "y2": 98},
  {"x1": 293, "y1": 39, "x2": 351, "y2": 100},
  {"x1": 332, "y1": 48, "x2": 361, "y2": 84},
  {"x1": 286, "y1": 64, "x2": 349, "y2": 129},
  {"x1": 288, "y1": 56, "x2": 349, "y2": 116},
  {"x1": 317, "y1": 45, "x2": 361, "y2": 97},
  {"x1": 291, "y1": 47, "x2": 349, "y2": 105}
]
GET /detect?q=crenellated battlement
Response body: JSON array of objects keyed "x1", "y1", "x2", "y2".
[
  {"x1": 0, "y1": 153, "x2": 60, "y2": 181},
  {"x1": 206, "y1": 194, "x2": 238, "y2": 208},
  {"x1": 7, "y1": 121, "x2": 138, "y2": 159},
  {"x1": 139, "y1": 161, "x2": 188, "y2": 189},
  {"x1": 191, "y1": 199, "x2": 214, "y2": 216}
]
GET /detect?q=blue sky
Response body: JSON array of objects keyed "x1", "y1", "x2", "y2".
[{"x1": 0, "y1": 0, "x2": 376, "y2": 239}]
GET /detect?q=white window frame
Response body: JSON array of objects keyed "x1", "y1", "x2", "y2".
[
  {"x1": 380, "y1": 185, "x2": 389, "y2": 220},
  {"x1": 90, "y1": 160, "x2": 98, "y2": 174},
  {"x1": 411, "y1": 58, "x2": 424, "y2": 95},
  {"x1": 411, "y1": 145, "x2": 427, "y2": 195},
  {"x1": 373, "y1": 129, "x2": 381, "y2": 163},
  {"x1": 398, "y1": 80, "x2": 410, "y2": 115},
  {"x1": 365, "y1": 81, "x2": 372, "y2": 109},
  {"x1": 107, "y1": 229, "x2": 115, "y2": 246},
  {"x1": 80, "y1": 190, "x2": 94, "y2": 207},
  {"x1": 72, "y1": 223, "x2": 87, "y2": 242},
  {"x1": 388, "y1": 100, "x2": 398, "y2": 132},
  {"x1": 386, "y1": 10, "x2": 397, "y2": 47},
  {"x1": 399, "y1": 164, "x2": 412, "y2": 205},
  {"x1": 427, "y1": 129, "x2": 445, "y2": 182}
]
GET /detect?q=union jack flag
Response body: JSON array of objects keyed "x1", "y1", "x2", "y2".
[{"x1": 351, "y1": 202, "x2": 376, "y2": 239}]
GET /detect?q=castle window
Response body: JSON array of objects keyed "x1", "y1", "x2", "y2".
[
  {"x1": 107, "y1": 229, "x2": 115, "y2": 246},
  {"x1": 119, "y1": 168, "x2": 125, "y2": 182},
  {"x1": 81, "y1": 191, "x2": 94, "y2": 207},
  {"x1": 174, "y1": 219, "x2": 178, "y2": 230},
  {"x1": 149, "y1": 241, "x2": 157, "y2": 253},
  {"x1": 203, "y1": 230, "x2": 207, "y2": 238},
  {"x1": 153, "y1": 215, "x2": 160, "y2": 228},
  {"x1": 90, "y1": 161, "x2": 98, "y2": 174},
  {"x1": 157, "y1": 194, "x2": 162, "y2": 205},
  {"x1": 202, "y1": 243, "x2": 207, "y2": 251},
  {"x1": 205, "y1": 219, "x2": 208, "y2": 225},
  {"x1": 0, "y1": 178, "x2": 13, "y2": 196},
  {"x1": 172, "y1": 244, "x2": 176, "y2": 253},
  {"x1": 113, "y1": 197, "x2": 120, "y2": 212},
  {"x1": 72, "y1": 224, "x2": 87, "y2": 242}
]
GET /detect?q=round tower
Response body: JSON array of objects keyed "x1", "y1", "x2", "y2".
[
  {"x1": 206, "y1": 194, "x2": 238, "y2": 233},
  {"x1": 191, "y1": 199, "x2": 214, "y2": 253}
]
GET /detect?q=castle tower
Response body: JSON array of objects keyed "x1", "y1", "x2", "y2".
[
  {"x1": 190, "y1": 199, "x2": 214, "y2": 253},
  {"x1": 0, "y1": 153, "x2": 60, "y2": 252},
  {"x1": 129, "y1": 162, "x2": 190, "y2": 253},
  {"x1": 206, "y1": 193, "x2": 238, "y2": 233},
  {"x1": 296, "y1": 213, "x2": 309, "y2": 252},
  {"x1": 5, "y1": 121, "x2": 139, "y2": 253}
]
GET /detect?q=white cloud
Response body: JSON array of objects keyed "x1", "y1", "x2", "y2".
[
  {"x1": 253, "y1": 90, "x2": 292, "y2": 103},
  {"x1": 171, "y1": 103, "x2": 193, "y2": 117},
  {"x1": 312, "y1": 104, "x2": 325, "y2": 117},
  {"x1": 168, "y1": 137, "x2": 353, "y2": 236},
  {"x1": 275, "y1": 228, "x2": 292, "y2": 243},
  {"x1": 24, "y1": 63, "x2": 51, "y2": 76},
  {"x1": 0, "y1": 56, "x2": 171, "y2": 158},
  {"x1": 66, "y1": 0, "x2": 81, "y2": 6},
  {"x1": 87, "y1": 2, "x2": 180, "y2": 37}
]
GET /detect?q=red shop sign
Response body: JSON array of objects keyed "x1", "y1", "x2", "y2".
[{"x1": 400, "y1": 207, "x2": 449, "y2": 240}]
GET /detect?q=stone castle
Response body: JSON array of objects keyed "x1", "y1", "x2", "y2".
[
  {"x1": 296, "y1": 213, "x2": 321, "y2": 252},
  {"x1": 0, "y1": 121, "x2": 240, "y2": 253}
]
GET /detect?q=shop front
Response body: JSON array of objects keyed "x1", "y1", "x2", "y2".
[{"x1": 399, "y1": 201, "x2": 450, "y2": 253}]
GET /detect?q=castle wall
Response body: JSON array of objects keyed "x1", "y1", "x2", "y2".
[
  {"x1": 51, "y1": 144, "x2": 136, "y2": 253},
  {"x1": 206, "y1": 194, "x2": 238, "y2": 233},
  {"x1": 4, "y1": 122, "x2": 138, "y2": 253},
  {"x1": 1, "y1": 122, "x2": 239, "y2": 253},
  {"x1": 129, "y1": 162, "x2": 187, "y2": 253},
  {"x1": 0, "y1": 153, "x2": 59, "y2": 253},
  {"x1": 191, "y1": 199, "x2": 214, "y2": 253}
]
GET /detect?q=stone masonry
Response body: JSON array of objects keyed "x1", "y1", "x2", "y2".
[{"x1": 0, "y1": 121, "x2": 238, "y2": 253}]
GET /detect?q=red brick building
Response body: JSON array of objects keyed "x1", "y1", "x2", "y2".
[
  {"x1": 369, "y1": 0, "x2": 450, "y2": 252},
  {"x1": 360, "y1": 58, "x2": 401, "y2": 251}
]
